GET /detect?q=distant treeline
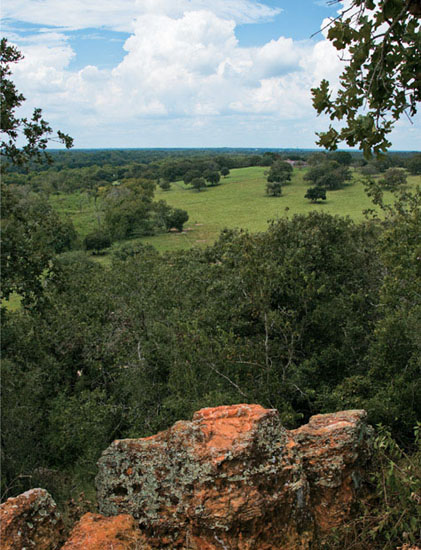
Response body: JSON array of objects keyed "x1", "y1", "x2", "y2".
[{"x1": 2, "y1": 147, "x2": 419, "y2": 173}]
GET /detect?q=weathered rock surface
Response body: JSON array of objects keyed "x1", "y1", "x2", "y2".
[
  {"x1": 0, "y1": 488, "x2": 64, "y2": 550},
  {"x1": 96, "y1": 404, "x2": 372, "y2": 549},
  {"x1": 291, "y1": 409, "x2": 372, "y2": 532},
  {"x1": 61, "y1": 512, "x2": 144, "y2": 550}
]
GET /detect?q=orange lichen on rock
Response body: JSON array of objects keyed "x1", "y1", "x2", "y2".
[
  {"x1": 3, "y1": 407, "x2": 373, "y2": 550},
  {"x1": 61, "y1": 512, "x2": 145, "y2": 550},
  {"x1": 291, "y1": 410, "x2": 372, "y2": 532},
  {"x1": 96, "y1": 404, "x2": 309, "y2": 549},
  {"x1": 192, "y1": 403, "x2": 275, "y2": 463},
  {"x1": 0, "y1": 488, "x2": 64, "y2": 550}
]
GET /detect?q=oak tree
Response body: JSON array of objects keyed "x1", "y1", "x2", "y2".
[{"x1": 312, "y1": 1, "x2": 421, "y2": 157}]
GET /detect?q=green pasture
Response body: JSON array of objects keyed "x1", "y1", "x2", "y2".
[
  {"x1": 50, "y1": 166, "x2": 420, "y2": 255},
  {"x1": 122, "y1": 167, "x2": 421, "y2": 253}
]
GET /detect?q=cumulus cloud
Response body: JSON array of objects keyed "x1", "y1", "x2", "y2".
[{"x1": 7, "y1": 0, "x2": 395, "y2": 147}]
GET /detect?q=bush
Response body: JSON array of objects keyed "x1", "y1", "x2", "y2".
[
  {"x1": 322, "y1": 424, "x2": 421, "y2": 550},
  {"x1": 159, "y1": 180, "x2": 171, "y2": 191},
  {"x1": 83, "y1": 230, "x2": 111, "y2": 252},
  {"x1": 164, "y1": 208, "x2": 189, "y2": 232}
]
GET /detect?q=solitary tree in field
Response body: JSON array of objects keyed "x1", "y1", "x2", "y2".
[
  {"x1": 305, "y1": 186, "x2": 327, "y2": 203},
  {"x1": 267, "y1": 161, "x2": 293, "y2": 184},
  {"x1": 304, "y1": 161, "x2": 352, "y2": 190},
  {"x1": 266, "y1": 182, "x2": 283, "y2": 197}
]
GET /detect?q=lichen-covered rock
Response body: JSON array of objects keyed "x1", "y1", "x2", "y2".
[
  {"x1": 97, "y1": 404, "x2": 313, "y2": 549},
  {"x1": 0, "y1": 488, "x2": 64, "y2": 550},
  {"x1": 291, "y1": 409, "x2": 373, "y2": 532},
  {"x1": 61, "y1": 512, "x2": 145, "y2": 550},
  {"x1": 96, "y1": 404, "x2": 372, "y2": 549}
]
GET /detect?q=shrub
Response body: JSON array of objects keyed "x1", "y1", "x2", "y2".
[{"x1": 83, "y1": 230, "x2": 111, "y2": 252}]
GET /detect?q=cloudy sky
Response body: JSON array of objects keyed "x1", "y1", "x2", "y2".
[{"x1": 2, "y1": 0, "x2": 420, "y2": 149}]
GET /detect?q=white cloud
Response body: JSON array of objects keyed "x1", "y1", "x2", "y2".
[
  {"x1": 5, "y1": 0, "x2": 418, "y2": 148},
  {"x1": 5, "y1": 6, "x2": 348, "y2": 145},
  {"x1": 2, "y1": 0, "x2": 280, "y2": 32}
]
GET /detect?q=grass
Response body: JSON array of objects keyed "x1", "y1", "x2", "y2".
[
  {"x1": 4, "y1": 167, "x2": 419, "y2": 309},
  {"x1": 50, "y1": 167, "x2": 420, "y2": 255},
  {"x1": 128, "y1": 167, "x2": 421, "y2": 252}
]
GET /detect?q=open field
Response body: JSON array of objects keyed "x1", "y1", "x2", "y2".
[{"x1": 50, "y1": 166, "x2": 421, "y2": 254}]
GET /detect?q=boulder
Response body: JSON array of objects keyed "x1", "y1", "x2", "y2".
[
  {"x1": 61, "y1": 512, "x2": 144, "y2": 550},
  {"x1": 0, "y1": 488, "x2": 64, "y2": 550},
  {"x1": 97, "y1": 404, "x2": 372, "y2": 549},
  {"x1": 291, "y1": 410, "x2": 372, "y2": 532}
]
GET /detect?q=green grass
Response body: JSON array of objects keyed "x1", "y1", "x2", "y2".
[
  {"x1": 143, "y1": 167, "x2": 420, "y2": 252},
  {"x1": 50, "y1": 191, "x2": 102, "y2": 237},
  {"x1": 50, "y1": 167, "x2": 421, "y2": 255}
]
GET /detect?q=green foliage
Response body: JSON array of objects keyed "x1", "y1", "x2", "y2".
[
  {"x1": 204, "y1": 170, "x2": 221, "y2": 186},
  {"x1": 322, "y1": 424, "x2": 421, "y2": 549},
  {"x1": 305, "y1": 186, "x2": 327, "y2": 202},
  {"x1": 48, "y1": 389, "x2": 121, "y2": 469},
  {"x1": 104, "y1": 179, "x2": 156, "y2": 239},
  {"x1": 266, "y1": 160, "x2": 293, "y2": 184},
  {"x1": 266, "y1": 181, "x2": 283, "y2": 196},
  {"x1": 379, "y1": 167, "x2": 408, "y2": 189},
  {"x1": 365, "y1": 185, "x2": 421, "y2": 438},
  {"x1": 1, "y1": 186, "x2": 77, "y2": 306},
  {"x1": 311, "y1": 1, "x2": 421, "y2": 156},
  {"x1": 0, "y1": 38, "x2": 72, "y2": 168},
  {"x1": 83, "y1": 230, "x2": 111, "y2": 252},
  {"x1": 407, "y1": 153, "x2": 421, "y2": 175},
  {"x1": 164, "y1": 207, "x2": 189, "y2": 232},
  {"x1": 328, "y1": 151, "x2": 353, "y2": 166},
  {"x1": 191, "y1": 176, "x2": 207, "y2": 192},
  {"x1": 158, "y1": 179, "x2": 171, "y2": 191},
  {"x1": 304, "y1": 161, "x2": 352, "y2": 190}
]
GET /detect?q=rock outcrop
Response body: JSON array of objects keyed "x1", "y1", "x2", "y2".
[
  {"x1": 96, "y1": 404, "x2": 372, "y2": 549},
  {"x1": 291, "y1": 409, "x2": 372, "y2": 532},
  {"x1": 1, "y1": 406, "x2": 372, "y2": 550},
  {"x1": 61, "y1": 512, "x2": 144, "y2": 550},
  {"x1": 0, "y1": 488, "x2": 64, "y2": 550}
]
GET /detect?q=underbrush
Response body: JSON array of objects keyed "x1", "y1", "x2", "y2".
[{"x1": 322, "y1": 424, "x2": 421, "y2": 550}]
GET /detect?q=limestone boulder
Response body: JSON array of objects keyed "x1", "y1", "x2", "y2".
[{"x1": 0, "y1": 488, "x2": 64, "y2": 550}]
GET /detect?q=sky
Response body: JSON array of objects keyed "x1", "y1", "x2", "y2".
[{"x1": 2, "y1": 0, "x2": 420, "y2": 149}]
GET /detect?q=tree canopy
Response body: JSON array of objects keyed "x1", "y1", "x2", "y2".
[
  {"x1": 312, "y1": 0, "x2": 421, "y2": 157},
  {"x1": 0, "y1": 38, "x2": 73, "y2": 168}
]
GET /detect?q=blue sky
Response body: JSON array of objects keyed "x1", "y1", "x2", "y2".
[{"x1": 2, "y1": 1, "x2": 419, "y2": 149}]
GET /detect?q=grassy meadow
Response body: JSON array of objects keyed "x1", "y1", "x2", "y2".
[{"x1": 50, "y1": 166, "x2": 421, "y2": 255}]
